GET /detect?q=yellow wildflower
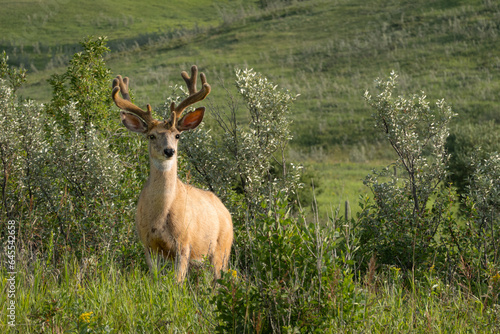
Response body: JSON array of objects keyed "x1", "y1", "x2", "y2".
[
  {"x1": 229, "y1": 269, "x2": 237, "y2": 279},
  {"x1": 390, "y1": 266, "x2": 401, "y2": 274},
  {"x1": 79, "y1": 311, "x2": 93, "y2": 323},
  {"x1": 491, "y1": 272, "x2": 500, "y2": 285}
]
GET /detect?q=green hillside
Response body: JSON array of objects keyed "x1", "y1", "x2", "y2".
[
  {"x1": 1, "y1": 0, "x2": 227, "y2": 45},
  {"x1": 6, "y1": 0, "x2": 499, "y2": 149},
  {"x1": 3, "y1": 0, "x2": 500, "y2": 213}
]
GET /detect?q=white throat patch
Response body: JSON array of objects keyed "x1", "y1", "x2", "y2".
[{"x1": 152, "y1": 158, "x2": 175, "y2": 172}]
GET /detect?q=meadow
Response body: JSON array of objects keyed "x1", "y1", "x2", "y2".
[
  {"x1": 1, "y1": 0, "x2": 499, "y2": 332},
  {"x1": 1, "y1": 247, "x2": 499, "y2": 333}
]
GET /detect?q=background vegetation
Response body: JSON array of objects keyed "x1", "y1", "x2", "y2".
[
  {"x1": 1, "y1": 0, "x2": 499, "y2": 332},
  {"x1": 3, "y1": 0, "x2": 500, "y2": 213}
]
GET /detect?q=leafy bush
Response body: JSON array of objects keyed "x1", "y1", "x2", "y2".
[
  {"x1": 358, "y1": 71, "x2": 499, "y2": 302},
  {"x1": 360, "y1": 71, "x2": 456, "y2": 269},
  {"x1": 459, "y1": 153, "x2": 500, "y2": 285},
  {"x1": 0, "y1": 39, "x2": 142, "y2": 264},
  {"x1": 213, "y1": 195, "x2": 365, "y2": 333},
  {"x1": 0, "y1": 82, "x2": 47, "y2": 222},
  {"x1": 179, "y1": 68, "x2": 302, "y2": 218},
  {"x1": 0, "y1": 51, "x2": 26, "y2": 92},
  {"x1": 445, "y1": 121, "x2": 500, "y2": 198},
  {"x1": 47, "y1": 36, "x2": 113, "y2": 134}
]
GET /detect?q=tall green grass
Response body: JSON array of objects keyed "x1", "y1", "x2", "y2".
[
  {"x1": 2, "y1": 240, "x2": 498, "y2": 332},
  {"x1": 1, "y1": 251, "x2": 216, "y2": 333}
]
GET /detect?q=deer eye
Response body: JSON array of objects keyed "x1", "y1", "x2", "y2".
[
  {"x1": 175, "y1": 134, "x2": 180, "y2": 140},
  {"x1": 148, "y1": 134, "x2": 156, "y2": 140}
]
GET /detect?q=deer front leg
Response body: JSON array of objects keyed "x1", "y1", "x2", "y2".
[
  {"x1": 144, "y1": 247, "x2": 153, "y2": 271},
  {"x1": 175, "y1": 245, "x2": 191, "y2": 283}
]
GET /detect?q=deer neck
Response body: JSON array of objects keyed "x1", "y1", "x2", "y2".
[{"x1": 148, "y1": 157, "x2": 179, "y2": 204}]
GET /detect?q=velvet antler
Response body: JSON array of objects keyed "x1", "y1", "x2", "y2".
[
  {"x1": 169, "y1": 65, "x2": 211, "y2": 127},
  {"x1": 112, "y1": 75, "x2": 156, "y2": 128}
]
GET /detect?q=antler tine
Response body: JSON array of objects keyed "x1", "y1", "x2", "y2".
[
  {"x1": 182, "y1": 65, "x2": 198, "y2": 95},
  {"x1": 170, "y1": 65, "x2": 211, "y2": 121},
  {"x1": 112, "y1": 75, "x2": 156, "y2": 126},
  {"x1": 113, "y1": 75, "x2": 131, "y2": 101}
]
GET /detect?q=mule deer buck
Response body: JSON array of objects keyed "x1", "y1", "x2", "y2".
[{"x1": 112, "y1": 65, "x2": 233, "y2": 282}]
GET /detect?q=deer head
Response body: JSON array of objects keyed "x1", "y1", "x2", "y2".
[{"x1": 112, "y1": 65, "x2": 211, "y2": 170}]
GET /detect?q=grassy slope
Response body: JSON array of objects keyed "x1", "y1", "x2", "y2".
[
  {"x1": 3, "y1": 0, "x2": 500, "y2": 213},
  {"x1": 9, "y1": 0, "x2": 500, "y2": 129},
  {"x1": 8, "y1": 0, "x2": 499, "y2": 138},
  {"x1": 1, "y1": 0, "x2": 226, "y2": 45}
]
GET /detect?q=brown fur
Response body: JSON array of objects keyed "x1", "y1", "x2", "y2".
[
  {"x1": 112, "y1": 67, "x2": 233, "y2": 282},
  {"x1": 137, "y1": 125, "x2": 233, "y2": 282}
]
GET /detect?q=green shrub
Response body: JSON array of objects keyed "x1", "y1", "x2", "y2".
[
  {"x1": 460, "y1": 153, "x2": 500, "y2": 289},
  {"x1": 213, "y1": 194, "x2": 365, "y2": 333},
  {"x1": 360, "y1": 71, "x2": 456, "y2": 269},
  {"x1": 358, "y1": 71, "x2": 499, "y2": 300},
  {"x1": 445, "y1": 121, "x2": 500, "y2": 198},
  {"x1": 0, "y1": 81, "x2": 47, "y2": 221},
  {"x1": 46, "y1": 36, "x2": 113, "y2": 134},
  {"x1": 179, "y1": 68, "x2": 302, "y2": 219},
  {"x1": 0, "y1": 38, "x2": 143, "y2": 264},
  {"x1": 0, "y1": 51, "x2": 27, "y2": 92}
]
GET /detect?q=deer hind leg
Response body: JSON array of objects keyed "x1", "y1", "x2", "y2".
[
  {"x1": 206, "y1": 241, "x2": 221, "y2": 280},
  {"x1": 144, "y1": 247, "x2": 154, "y2": 271},
  {"x1": 210, "y1": 255, "x2": 222, "y2": 281},
  {"x1": 211, "y1": 243, "x2": 231, "y2": 281}
]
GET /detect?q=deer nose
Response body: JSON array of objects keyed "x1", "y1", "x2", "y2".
[{"x1": 164, "y1": 148, "x2": 175, "y2": 158}]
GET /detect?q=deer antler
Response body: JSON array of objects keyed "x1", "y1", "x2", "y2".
[
  {"x1": 112, "y1": 75, "x2": 156, "y2": 127},
  {"x1": 169, "y1": 65, "x2": 211, "y2": 127}
]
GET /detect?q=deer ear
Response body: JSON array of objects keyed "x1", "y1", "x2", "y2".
[
  {"x1": 177, "y1": 107, "x2": 205, "y2": 131},
  {"x1": 120, "y1": 111, "x2": 148, "y2": 133}
]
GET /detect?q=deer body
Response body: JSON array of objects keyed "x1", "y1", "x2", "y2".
[
  {"x1": 137, "y1": 157, "x2": 233, "y2": 280},
  {"x1": 112, "y1": 66, "x2": 233, "y2": 282}
]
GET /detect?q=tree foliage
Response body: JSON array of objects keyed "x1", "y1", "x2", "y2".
[
  {"x1": 360, "y1": 71, "x2": 455, "y2": 269},
  {"x1": 179, "y1": 68, "x2": 302, "y2": 216},
  {"x1": 0, "y1": 38, "x2": 141, "y2": 263},
  {"x1": 47, "y1": 36, "x2": 112, "y2": 134},
  {"x1": 360, "y1": 71, "x2": 499, "y2": 294},
  {"x1": 446, "y1": 121, "x2": 500, "y2": 198}
]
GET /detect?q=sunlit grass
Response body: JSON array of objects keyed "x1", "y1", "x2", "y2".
[
  {"x1": 1, "y1": 251, "x2": 498, "y2": 333},
  {"x1": 1, "y1": 252, "x2": 215, "y2": 333}
]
